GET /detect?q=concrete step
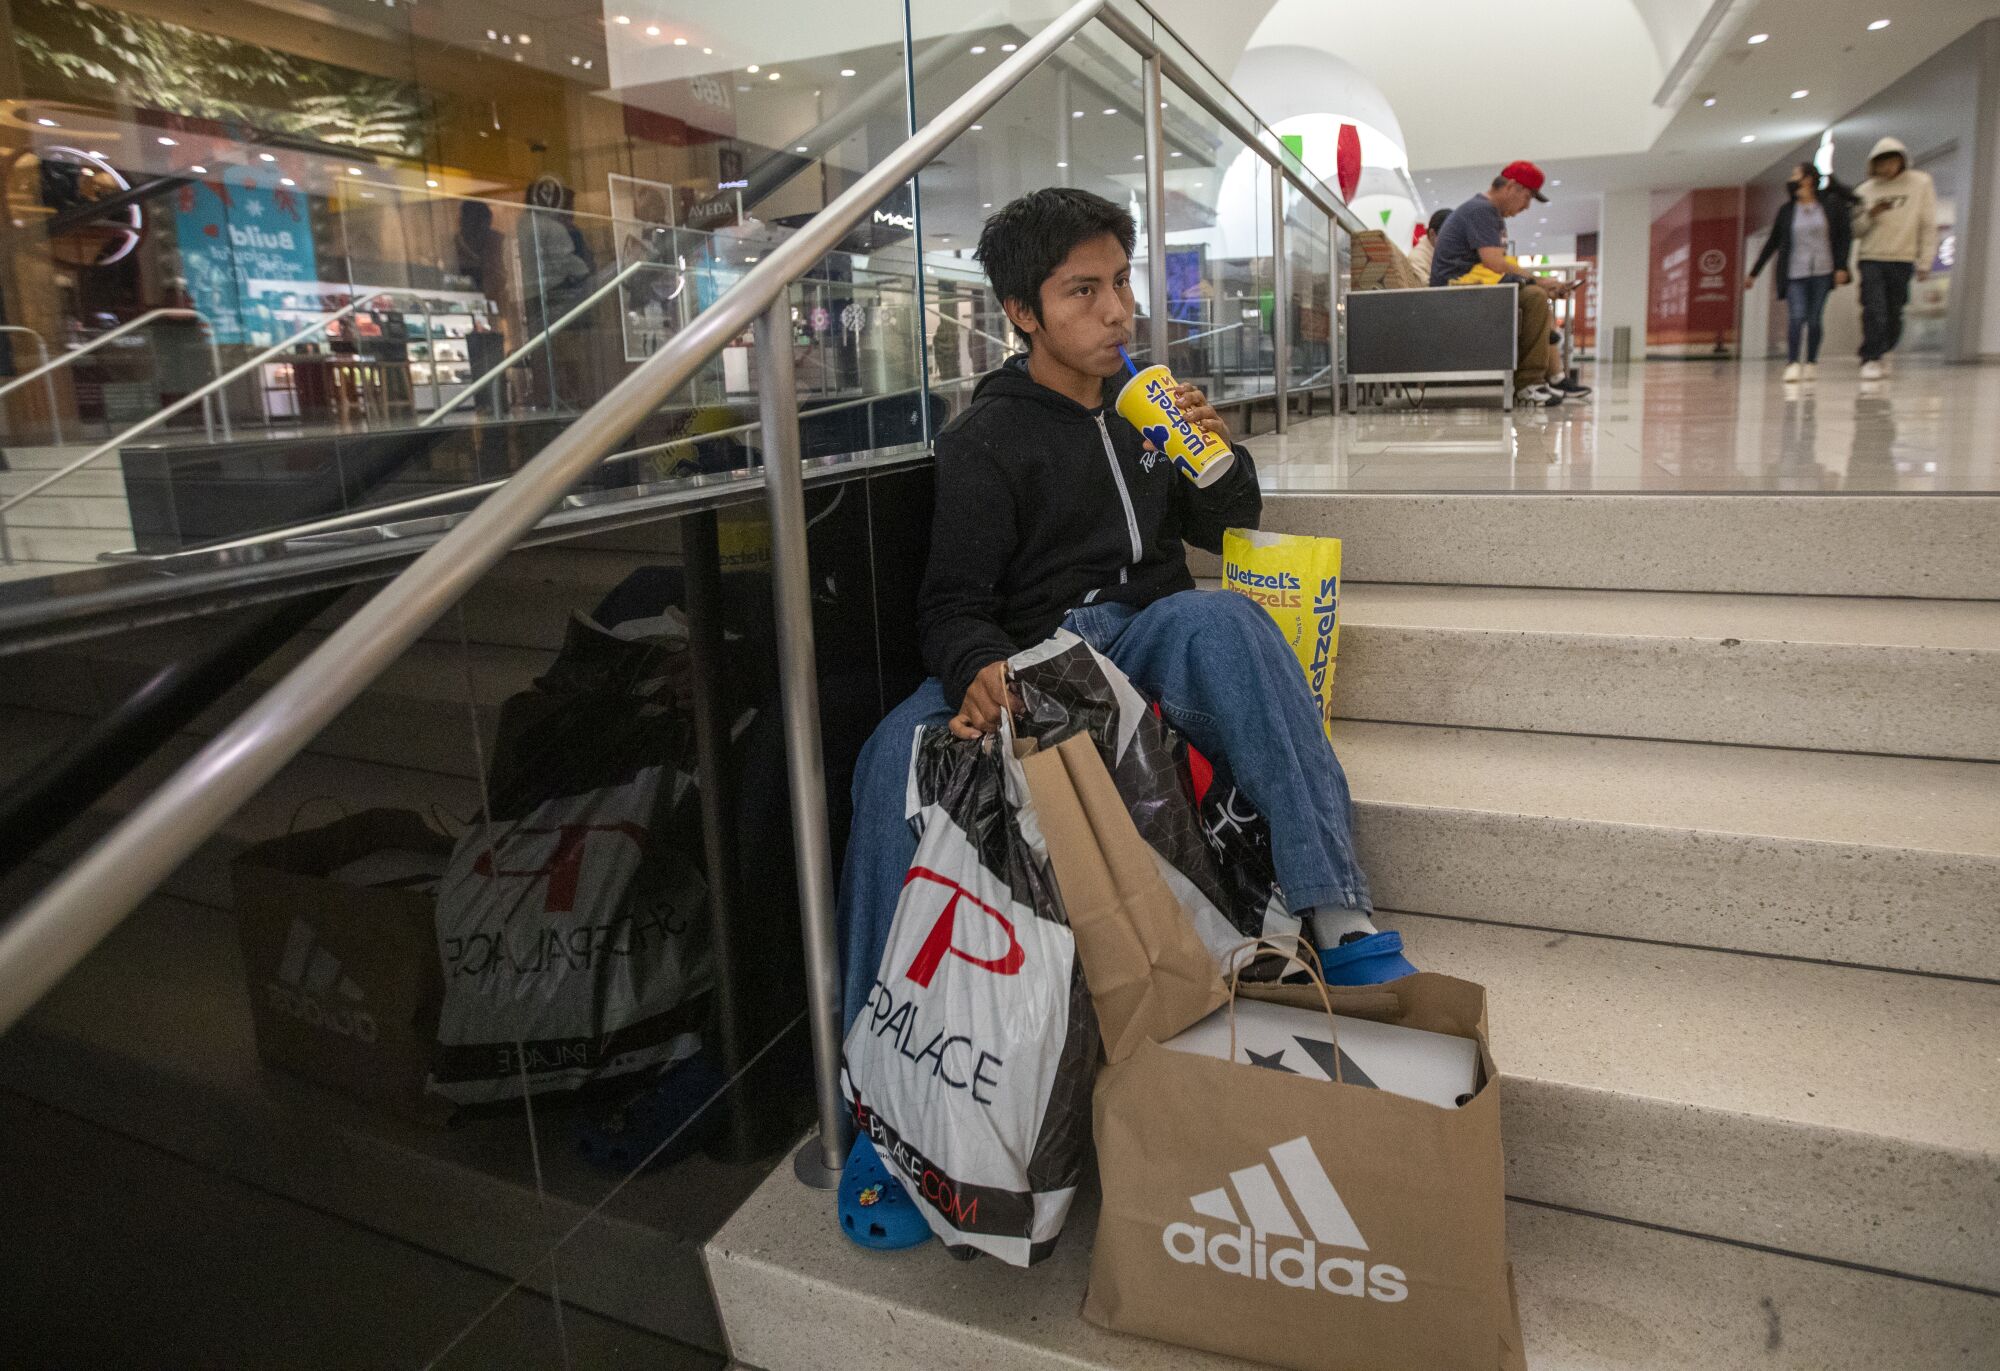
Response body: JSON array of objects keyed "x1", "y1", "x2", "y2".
[
  {"x1": 1335, "y1": 584, "x2": 2000, "y2": 760},
  {"x1": 1205, "y1": 493, "x2": 2000, "y2": 598},
  {"x1": 1332, "y1": 720, "x2": 2000, "y2": 980},
  {"x1": 0, "y1": 525, "x2": 124, "y2": 564},
  {"x1": 705, "y1": 1151, "x2": 2000, "y2": 1371},
  {"x1": 0, "y1": 467, "x2": 126, "y2": 499},
  {"x1": 0, "y1": 494, "x2": 134, "y2": 531},
  {"x1": 1382, "y1": 911, "x2": 1999, "y2": 1290}
]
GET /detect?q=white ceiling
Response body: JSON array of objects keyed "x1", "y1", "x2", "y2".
[{"x1": 1396, "y1": 0, "x2": 2000, "y2": 248}]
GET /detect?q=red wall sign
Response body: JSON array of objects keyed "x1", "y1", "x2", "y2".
[{"x1": 1647, "y1": 188, "x2": 1743, "y2": 354}]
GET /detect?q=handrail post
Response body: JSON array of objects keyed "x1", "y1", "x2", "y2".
[
  {"x1": 757, "y1": 297, "x2": 850, "y2": 1187},
  {"x1": 1272, "y1": 169, "x2": 1290, "y2": 434},
  {"x1": 1142, "y1": 55, "x2": 1170, "y2": 370}
]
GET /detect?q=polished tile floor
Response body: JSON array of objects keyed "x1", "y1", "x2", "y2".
[{"x1": 1260, "y1": 356, "x2": 2000, "y2": 493}]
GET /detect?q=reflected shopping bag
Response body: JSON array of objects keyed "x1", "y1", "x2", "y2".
[{"x1": 1222, "y1": 529, "x2": 1342, "y2": 740}]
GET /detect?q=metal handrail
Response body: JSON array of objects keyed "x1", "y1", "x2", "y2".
[
  {"x1": 183, "y1": 370, "x2": 986, "y2": 555},
  {"x1": 0, "y1": 326, "x2": 61, "y2": 444},
  {"x1": 0, "y1": 308, "x2": 195, "y2": 402},
  {"x1": 0, "y1": 0, "x2": 1107, "y2": 1036}
]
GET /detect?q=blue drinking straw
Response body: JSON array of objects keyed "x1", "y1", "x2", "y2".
[{"x1": 1118, "y1": 346, "x2": 1139, "y2": 378}]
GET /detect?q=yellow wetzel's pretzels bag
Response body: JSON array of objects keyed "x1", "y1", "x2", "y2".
[{"x1": 1221, "y1": 529, "x2": 1342, "y2": 740}]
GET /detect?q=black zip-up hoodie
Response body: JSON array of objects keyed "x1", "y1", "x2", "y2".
[{"x1": 918, "y1": 355, "x2": 1263, "y2": 707}]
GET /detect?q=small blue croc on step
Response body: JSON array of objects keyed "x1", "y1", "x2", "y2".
[
  {"x1": 1320, "y1": 929, "x2": 1418, "y2": 987},
  {"x1": 838, "y1": 1135, "x2": 930, "y2": 1251}
]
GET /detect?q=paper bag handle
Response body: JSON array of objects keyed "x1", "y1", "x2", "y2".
[{"x1": 1224, "y1": 934, "x2": 1345, "y2": 1085}]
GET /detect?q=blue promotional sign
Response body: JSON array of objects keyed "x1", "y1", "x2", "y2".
[{"x1": 171, "y1": 167, "x2": 318, "y2": 343}]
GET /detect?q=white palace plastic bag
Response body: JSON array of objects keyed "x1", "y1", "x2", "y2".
[{"x1": 841, "y1": 722, "x2": 1099, "y2": 1266}]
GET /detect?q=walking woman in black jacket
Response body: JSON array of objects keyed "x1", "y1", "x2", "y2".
[{"x1": 1745, "y1": 164, "x2": 1855, "y2": 382}]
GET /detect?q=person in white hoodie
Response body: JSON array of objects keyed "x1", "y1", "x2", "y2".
[{"x1": 1851, "y1": 135, "x2": 1938, "y2": 379}]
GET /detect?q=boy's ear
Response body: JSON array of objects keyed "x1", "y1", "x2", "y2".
[{"x1": 999, "y1": 295, "x2": 1039, "y2": 340}]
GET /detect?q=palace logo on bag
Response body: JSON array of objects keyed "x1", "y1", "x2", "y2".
[
  {"x1": 1162, "y1": 1135, "x2": 1407, "y2": 1303},
  {"x1": 900, "y1": 866, "x2": 1027, "y2": 987},
  {"x1": 470, "y1": 821, "x2": 648, "y2": 913}
]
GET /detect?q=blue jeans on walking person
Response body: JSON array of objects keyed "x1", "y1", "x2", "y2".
[
  {"x1": 838, "y1": 589, "x2": 1372, "y2": 1032},
  {"x1": 1786, "y1": 273, "x2": 1834, "y2": 364}
]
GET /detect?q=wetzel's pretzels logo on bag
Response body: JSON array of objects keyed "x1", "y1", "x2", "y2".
[{"x1": 1221, "y1": 531, "x2": 1343, "y2": 741}]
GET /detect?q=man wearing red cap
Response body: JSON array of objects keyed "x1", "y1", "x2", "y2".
[{"x1": 1429, "y1": 160, "x2": 1585, "y2": 406}]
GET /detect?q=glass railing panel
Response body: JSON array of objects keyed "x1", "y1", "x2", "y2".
[
  {"x1": 907, "y1": 12, "x2": 1154, "y2": 421},
  {"x1": 1286, "y1": 187, "x2": 1335, "y2": 397}
]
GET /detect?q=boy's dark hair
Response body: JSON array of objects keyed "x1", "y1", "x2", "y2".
[{"x1": 976, "y1": 188, "x2": 1136, "y2": 340}]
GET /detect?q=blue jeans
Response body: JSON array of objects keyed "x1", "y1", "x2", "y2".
[
  {"x1": 1785, "y1": 274, "x2": 1834, "y2": 363},
  {"x1": 838, "y1": 589, "x2": 1372, "y2": 1031}
]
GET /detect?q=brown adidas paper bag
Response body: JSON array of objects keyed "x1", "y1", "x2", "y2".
[
  {"x1": 1084, "y1": 940, "x2": 1518, "y2": 1371},
  {"x1": 1018, "y1": 732, "x2": 1228, "y2": 1063}
]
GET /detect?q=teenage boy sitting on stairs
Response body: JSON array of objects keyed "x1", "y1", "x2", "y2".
[
  {"x1": 832, "y1": 186, "x2": 1415, "y2": 1247},
  {"x1": 840, "y1": 185, "x2": 1412, "y2": 1025}
]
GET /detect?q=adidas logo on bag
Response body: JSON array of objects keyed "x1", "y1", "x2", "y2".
[
  {"x1": 263, "y1": 917, "x2": 378, "y2": 1043},
  {"x1": 1162, "y1": 1135, "x2": 1407, "y2": 1302}
]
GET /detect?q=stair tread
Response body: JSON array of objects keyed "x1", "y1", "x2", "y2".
[
  {"x1": 705, "y1": 1150, "x2": 2000, "y2": 1371},
  {"x1": 1334, "y1": 720, "x2": 2000, "y2": 855},
  {"x1": 1383, "y1": 911, "x2": 1999, "y2": 1156},
  {"x1": 1342, "y1": 583, "x2": 2000, "y2": 651}
]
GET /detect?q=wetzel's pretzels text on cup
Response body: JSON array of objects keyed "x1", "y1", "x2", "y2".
[{"x1": 1114, "y1": 362, "x2": 1235, "y2": 488}]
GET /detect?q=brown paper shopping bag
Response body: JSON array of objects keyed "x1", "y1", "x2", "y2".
[
  {"x1": 1018, "y1": 732, "x2": 1227, "y2": 1063},
  {"x1": 1084, "y1": 939, "x2": 1518, "y2": 1371}
]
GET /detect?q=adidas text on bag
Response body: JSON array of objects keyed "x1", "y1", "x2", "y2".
[{"x1": 1162, "y1": 1136, "x2": 1407, "y2": 1302}]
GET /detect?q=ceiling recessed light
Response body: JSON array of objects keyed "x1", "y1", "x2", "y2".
[
  {"x1": 674, "y1": 37, "x2": 687, "y2": 46},
  {"x1": 1057, "y1": 160, "x2": 1068, "y2": 168},
  {"x1": 737, "y1": 84, "x2": 749, "y2": 91},
  {"x1": 1551, "y1": 179, "x2": 1562, "y2": 186},
  {"x1": 767, "y1": 71, "x2": 780, "y2": 80},
  {"x1": 982, "y1": 201, "x2": 992, "y2": 208},
  {"x1": 840, "y1": 67, "x2": 856, "y2": 76},
  {"x1": 190, "y1": 164, "x2": 207, "y2": 174},
  {"x1": 969, "y1": 123, "x2": 982, "y2": 131},
  {"x1": 614, "y1": 14, "x2": 630, "y2": 23},
  {"x1": 1072, "y1": 110, "x2": 1084, "y2": 119},
  {"x1": 1170, "y1": 150, "x2": 1181, "y2": 157},
  {"x1": 1792, "y1": 89, "x2": 1809, "y2": 98},
  {"x1": 1747, "y1": 32, "x2": 1768, "y2": 44},
  {"x1": 796, "y1": 145, "x2": 809, "y2": 152},
  {"x1": 280, "y1": 176, "x2": 296, "y2": 185},
  {"x1": 1740, "y1": 133, "x2": 1757, "y2": 143},
  {"x1": 485, "y1": 29, "x2": 496, "y2": 39},
  {"x1": 1002, "y1": 43, "x2": 1017, "y2": 52},
  {"x1": 360, "y1": 192, "x2": 375, "y2": 199},
  {"x1": 970, "y1": 44, "x2": 986, "y2": 54},
  {"x1": 35, "y1": 117, "x2": 56, "y2": 126},
  {"x1": 745, "y1": 255, "x2": 759, "y2": 262},
  {"x1": 939, "y1": 234, "x2": 952, "y2": 241},
  {"x1": 645, "y1": 24, "x2": 659, "y2": 35},
  {"x1": 1868, "y1": 18, "x2": 1890, "y2": 30},
  {"x1": 1103, "y1": 107, "x2": 1117, "y2": 115},
  {"x1": 1702, "y1": 96, "x2": 1718, "y2": 107},
  {"x1": 259, "y1": 152, "x2": 276, "y2": 162},
  {"x1": 426, "y1": 178, "x2": 440, "y2": 187},
  {"x1": 746, "y1": 63, "x2": 759, "y2": 72},
  {"x1": 702, "y1": 46, "x2": 712, "y2": 53},
  {"x1": 501, "y1": 34, "x2": 511, "y2": 43},
  {"x1": 1134, "y1": 153, "x2": 1144, "y2": 161},
  {"x1": 157, "y1": 136, "x2": 177, "y2": 146},
  {"x1": 518, "y1": 34, "x2": 530, "y2": 44}
]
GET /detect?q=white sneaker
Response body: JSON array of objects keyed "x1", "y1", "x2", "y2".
[
  {"x1": 1860, "y1": 360, "x2": 1884, "y2": 381},
  {"x1": 1782, "y1": 362, "x2": 1803, "y2": 382},
  {"x1": 1515, "y1": 384, "x2": 1561, "y2": 408},
  {"x1": 1802, "y1": 363, "x2": 1818, "y2": 381}
]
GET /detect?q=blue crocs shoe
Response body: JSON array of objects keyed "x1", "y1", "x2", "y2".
[
  {"x1": 576, "y1": 1053, "x2": 729, "y2": 1174},
  {"x1": 838, "y1": 1136, "x2": 930, "y2": 1251},
  {"x1": 1320, "y1": 930, "x2": 1418, "y2": 987}
]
